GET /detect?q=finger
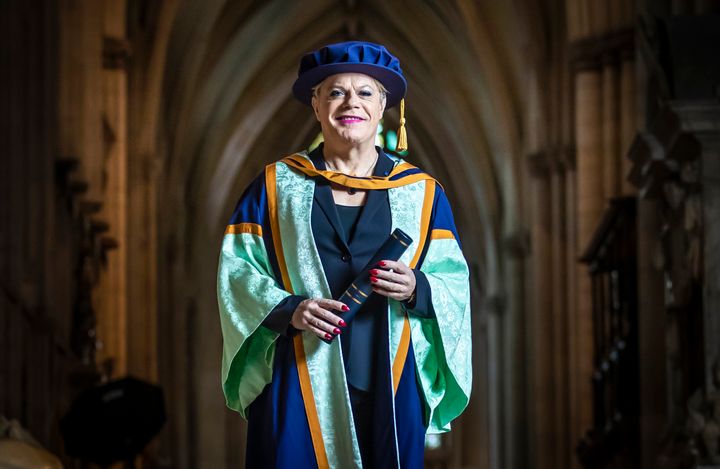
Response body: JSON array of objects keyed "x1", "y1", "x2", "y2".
[
  {"x1": 304, "y1": 310, "x2": 338, "y2": 334},
  {"x1": 372, "y1": 286, "x2": 408, "y2": 301},
  {"x1": 370, "y1": 276, "x2": 407, "y2": 293},
  {"x1": 315, "y1": 298, "x2": 350, "y2": 313},
  {"x1": 369, "y1": 268, "x2": 408, "y2": 285},
  {"x1": 376, "y1": 260, "x2": 410, "y2": 273},
  {"x1": 311, "y1": 304, "x2": 346, "y2": 327},
  {"x1": 306, "y1": 322, "x2": 334, "y2": 340}
]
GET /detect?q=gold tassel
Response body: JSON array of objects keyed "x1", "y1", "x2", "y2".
[{"x1": 396, "y1": 98, "x2": 408, "y2": 152}]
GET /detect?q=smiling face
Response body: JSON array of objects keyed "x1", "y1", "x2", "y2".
[{"x1": 311, "y1": 73, "x2": 387, "y2": 148}]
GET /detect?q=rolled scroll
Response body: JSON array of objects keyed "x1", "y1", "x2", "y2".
[{"x1": 324, "y1": 228, "x2": 413, "y2": 343}]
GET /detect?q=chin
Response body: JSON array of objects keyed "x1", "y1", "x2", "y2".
[{"x1": 336, "y1": 129, "x2": 374, "y2": 144}]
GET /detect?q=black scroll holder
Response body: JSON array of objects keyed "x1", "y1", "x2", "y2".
[{"x1": 322, "y1": 228, "x2": 413, "y2": 344}]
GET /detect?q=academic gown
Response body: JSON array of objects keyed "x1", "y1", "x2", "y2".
[
  {"x1": 217, "y1": 147, "x2": 472, "y2": 468},
  {"x1": 253, "y1": 146, "x2": 433, "y2": 467}
]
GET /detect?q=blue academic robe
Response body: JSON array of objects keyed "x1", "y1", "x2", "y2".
[
  {"x1": 247, "y1": 146, "x2": 428, "y2": 468},
  {"x1": 217, "y1": 147, "x2": 471, "y2": 469}
]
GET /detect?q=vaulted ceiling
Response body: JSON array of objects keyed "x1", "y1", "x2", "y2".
[{"x1": 158, "y1": 0, "x2": 542, "y2": 299}]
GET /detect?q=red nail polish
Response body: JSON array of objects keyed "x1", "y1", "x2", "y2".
[
  {"x1": 325, "y1": 333, "x2": 332, "y2": 340},
  {"x1": 333, "y1": 328, "x2": 341, "y2": 334},
  {"x1": 370, "y1": 277, "x2": 378, "y2": 283},
  {"x1": 378, "y1": 261, "x2": 387, "y2": 266},
  {"x1": 342, "y1": 305, "x2": 349, "y2": 312},
  {"x1": 339, "y1": 320, "x2": 346, "y2": 327},
  {"x1": 370, "y1": 269, "x2": 379, "y2": 275}
]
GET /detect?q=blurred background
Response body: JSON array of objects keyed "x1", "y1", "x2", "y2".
[{"x1": 2, "y1": 0, "x2": 720, "y2": 468}]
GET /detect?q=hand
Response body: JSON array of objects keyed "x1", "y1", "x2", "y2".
[
  {"x1": 369, "y1": 260, "x2": 416, "y2": 302},
  {"x1": 290, "y1": 298, "x2": 349, "y2": 340}
]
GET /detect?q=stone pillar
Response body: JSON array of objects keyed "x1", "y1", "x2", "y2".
[
  {"x1": 696, "y1": 125, "x2": 720, "y2": 398},
  {"x1": 573, "y1": 68, "x2": 603, "y2": 444},
  {"x1": 564, "y1": 153, "x2": 579, "y2": 468},
  {"x1": 636, "y1": 196, "x2": 667, "y2": 469},
  {"x1": 551, "y1": 164, "x2": 570, "y2": 468},
  {"x1": 619, "y1": 53, "x2": 636, "y2": 195},
  {"x1": 602, "y1": 58, "x2": 620, "y2": 198},
  {"x1": 528, "y1": 152, "x2": 555, "y2": 469},
  {"x1": 58, "y1": 0, "x2": 104, "y2": 200},
  {"x1": 95, "y1": 0, "x2": 129, "y2": 378}
]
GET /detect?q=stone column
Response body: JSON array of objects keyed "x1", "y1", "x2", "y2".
[
  {"x1": 620, "y1": 53, "x2": 636, "y2": 195},
  {"x1": 95, "y1": 0, "x2": 129, "y2": 378},
  {"x1": 602, "y1": 57, "x2": 620, "y2": 198},
  {"x1": 58, "y1": 0, "x2": 104, "y2": 200},
  {"x1": 551, "y1": 164, "x2": 570, "y2": 468},
  {"x1": 528, "y1": 152, "x2": 556, "y2": 469},
  {"x1": 564, "y1": 152, "x2": 579, "y2": 469},
  {"x1": 573, "y1": 68, "x2": 603, "y2": 443},
  {"x1": 695, "y1": 117, "x2": 720, "y2": 398},
  {"x1": 637, "y1": 196, "x2": 667, "y2": 469}
]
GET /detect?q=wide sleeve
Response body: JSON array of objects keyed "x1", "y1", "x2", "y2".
[
  {"x1": 411, "y1": 186, "x2": 472, "y2": 433},
  {"x1": 217, "y1": 173, "x2": 292, "y2": 417}
]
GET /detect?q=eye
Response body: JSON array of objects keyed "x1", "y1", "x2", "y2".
[
  {"x1": 359, "y1": 89, "x2": 374, "y2": 97},
  {"x1": 329, "y1": 89, "x2": 345, "y2": 97}
]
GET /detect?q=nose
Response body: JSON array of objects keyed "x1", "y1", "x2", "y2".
[{"x1": 343, "y1": 89, "x2": 361, "y2": 107}]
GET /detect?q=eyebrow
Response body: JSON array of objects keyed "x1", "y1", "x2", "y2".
[{"x1": 327, "y1": 83, "x2": 375, "y2": 90}]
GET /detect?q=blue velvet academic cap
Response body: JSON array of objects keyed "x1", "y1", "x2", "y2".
[{"x1": 292, "y1": 41, "x2": 407, "y2": 108}]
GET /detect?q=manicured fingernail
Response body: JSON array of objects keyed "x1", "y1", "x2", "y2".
[
  {"x1": 325, "y1": 333, "x2": 332, "y2": 340},
  {"x1": 342, "y1": 305, "x2": 349, "y2": 312},
  {"x1": 338, "y1": 320, "x2": 346, "y2": 327},
  {"x1": 333, "y1": 328, "x2": 341, "y2": 334},
  {"x1": 369, "y1": 269, "x2": 379, "y2": 275},
  {"x1": 370, "y1": 277, "x2": 378, "y2": 283},
  {"x1": 378, "y1": 261, "x2": 387, "y2": 266}
]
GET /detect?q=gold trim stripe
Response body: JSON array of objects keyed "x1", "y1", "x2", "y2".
[
  {"x1": 393, "y1": 317, "x2": 411, "y2": 393},
  {"x1": 391, "y1": 232, "x2": 409, "y2": 247},
  {"x1": 430, "y1": 228, "x2": 454, "y2": 240},
  {"x1": 410, "y1": 180, "x2": 436, "y2": 269},
  {"x1": 293, "y1": 337, "x2": 329, "y2": 469},
  {"x1": 224, "y1": 223, "x2": 263, "y2": 236},
  {"x1": 393, "y1": 179, "x2": 436, "y2": 394},
  {"x1": 351, "y1": 284, "x2": 369, "y2": 298},
  {"x1": 266, "y1": 163, "x2": 329, "y2": 469},
  {"x1": 281, "y1": 155, "x2": 436, "y2": 190}
]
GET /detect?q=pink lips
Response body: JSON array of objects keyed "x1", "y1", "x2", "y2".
[{"x1": 336, "y1": 115, "x2": 365, "y2": 124}]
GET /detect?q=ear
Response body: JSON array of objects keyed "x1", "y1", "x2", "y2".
[{"x1": 311, "y1": 96, "x2": 320, "y2": 121}]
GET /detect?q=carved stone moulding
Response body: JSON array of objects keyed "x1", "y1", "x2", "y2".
[
  {"x1": 628, "y1": 101, "x2": 720, "y2": 200},
  {"x1": 570, "y1": 28, "x2": 635, "y2": 72}
]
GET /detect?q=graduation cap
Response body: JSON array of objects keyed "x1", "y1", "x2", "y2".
[{"x1": 60, "y1": 376, "x2": 166, "y2": 466}]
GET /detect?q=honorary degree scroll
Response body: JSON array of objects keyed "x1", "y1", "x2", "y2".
[{"x1": 324, "y1": 228, "x2": 413, "y2": 343}]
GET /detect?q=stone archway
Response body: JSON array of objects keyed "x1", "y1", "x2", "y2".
[{"x1": 133, "y1": 1, "x2": 538, "y2": 466}]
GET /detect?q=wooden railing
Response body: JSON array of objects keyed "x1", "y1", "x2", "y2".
[{"x1": 577, "y1": 197, "x2": 640, "y2": 468}]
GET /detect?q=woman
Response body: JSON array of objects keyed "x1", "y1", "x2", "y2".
[{"x1": 217, "y1": 41, "x2": 471, "y2": 468}]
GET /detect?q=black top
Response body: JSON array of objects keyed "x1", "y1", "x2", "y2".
[
  {"x1": 335, "y1": 203, "x2": 373, "y2": 390},
  {"x1": 335, "y1": 204, "x2": 363, "y2": 243},
  {"x1": 261, "y1": 144, "x2": 435, "y2": 393}
]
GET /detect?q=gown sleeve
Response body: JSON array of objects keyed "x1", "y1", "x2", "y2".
[
  {"x1": 261, "y1": 294, "x2": 306, "y2": 336},
  {"x1": 411, "y1": 185, "x2": 472, "y2": 433},
  {"x1": 403, "y1": 269, "x2": 434, "y2": 318},
  {"x1": 217, "y1": 172, "x2": 293, "y2": 417}
]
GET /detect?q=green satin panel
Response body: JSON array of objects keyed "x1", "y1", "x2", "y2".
[
  {"x1": 386, "y1": 180, "x2": 426, "y2": 366},
  {"x1": 274, "y1": 160, "x2": 363, "y2": 468},
  {"x1": 414, "y1": 237, "x2": 472, "y2": 433},
  {"x1": 217, "y1": 232, "x2": 288, "y2": 417},
  {"x1": 386, "y1": 180, "x2": 426, "y2": 468}
]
